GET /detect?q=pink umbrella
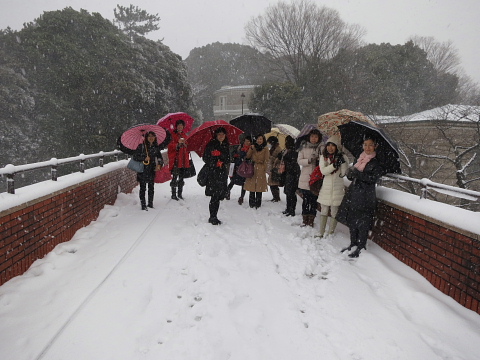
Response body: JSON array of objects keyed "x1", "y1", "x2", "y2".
[
  {"x1": 187, "y1": 120, "x2": 243, "y2": 157},
  {"x1": 120, "y1": 124, "x2": 167, "y2": 151},
  {"x1": 157, "y1": 112, "x2": 195, "y2": 134}
]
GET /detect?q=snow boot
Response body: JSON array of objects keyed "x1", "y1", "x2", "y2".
[
  {"x1": 328, "y1": 218, "x2": 338, "y2": 235},
  {"x1": 177, "y1": 185, "x2": 184, "y2": 200},
  {"x1": 171, "y1": 187, "x2": 179, "y2": 201},
  {"x1": 315, "y1": 215, "x2": 328, "y2": 238}
]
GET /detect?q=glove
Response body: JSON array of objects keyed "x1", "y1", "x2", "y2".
[
  {"x1": 216, "y1": 160, "x2": 223, "y2": 168},
  {"x1": 211, "y1": 150, "x2": 221, "y2": 156},
  {"x1": 309, "y1": 154, "x2": 318, "y2": 164},
  {"x1": 333, "y1": 153, "x2": 346, "y2": 168},
  {"x1": 345, "y1": 167, "x2": 358, "y2": 180}
]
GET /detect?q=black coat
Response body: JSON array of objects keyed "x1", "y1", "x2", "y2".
[
  {"x1": 133, "y1": 142, "x2": 164, "y2": 183},
  {"x1": 279, "y1": 149, "x2": 300, "y2": 194},
  {"x1": 336, "y1": 157, "x2": 386, "y2": 230},
  {"x1": 202, "y1": 139, "x2": 231, "y2": 198}
]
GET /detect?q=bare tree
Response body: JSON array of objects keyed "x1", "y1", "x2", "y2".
[
  {"x1": 245, "y1": 0, "x2": 365, "y2": 85},
  {"x1": 409, "y1": 35, "x2": 460, "y2": 74}
]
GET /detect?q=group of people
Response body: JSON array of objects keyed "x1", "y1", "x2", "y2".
[{"x1": 131, "y1": 121, "x2": 387, "y2": 258}]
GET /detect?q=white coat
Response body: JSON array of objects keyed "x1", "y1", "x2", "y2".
[
  {"x1": 317, "y1": 153, "x2": 349, "y2": 206},
  {"x1": 297, "y1": 141, "x2": 322, "y2": 191}
]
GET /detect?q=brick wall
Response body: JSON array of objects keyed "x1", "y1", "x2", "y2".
[
  {"x1": 0, "y1": 167, "x2": 137, "y2": 285},
  {"x1": 371, "y1": 201, "x2": 480, "y2": 315}
]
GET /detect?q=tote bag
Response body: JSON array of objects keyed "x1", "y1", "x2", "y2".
[
  {"x1": 237, "y1": 160, "x2": 254, "y2": 178},
  {"x1": 197, "y1": 164, "x2": 210, "y2": 187},
  {"x1": 127, "y1": 159, "x2": 144, "y2": 173}
]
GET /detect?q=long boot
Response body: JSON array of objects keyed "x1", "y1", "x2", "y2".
[
  {"x1": 271, "y1": 187, "x2": 280, "y2": 202},
  {"x1": 341, "y1": 229, "x2": 358, "y2": 253},
  {"x1": 308, "y1": 214, "x2": 316, "y2": 227},
  {"x1": 315, "y1": 215, "x2": 328, "y2": 238},
  {"x1": 171, "y1": 187, "x2": 179, "y2": 201},
  {"x1": 328, "y1": 218, "x2": 338, "y2": 235},
  {"x1": 301, "y1": 215, "x2": 308, "y2": 227},
  {"x1": 208, "y1": 199, "x2": 221, "y2": 225},
  {"x1": 177, "y1": 185, "x2": 184, "y2": 200},
  {"x1": 349, "y1": 233, "x2": 367, "y2": 258}
]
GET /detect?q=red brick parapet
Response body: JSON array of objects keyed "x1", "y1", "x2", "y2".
[{"x1": 0, "y1": 166, "x2": 137, "y2": 285}]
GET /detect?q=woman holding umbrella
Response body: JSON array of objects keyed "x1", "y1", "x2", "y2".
[
  {"x1": 336, "y1": 136, "x2": 387, "y2": 257},
  {"x1": 167, "y1": 119, "x2": 192, "y2": 200},
  {"x1": 133, "y1": 131, "x2": 164, "y2": 210},
  {"x1": 203, "y1": 127, "x2": 231, "y2": 225}
]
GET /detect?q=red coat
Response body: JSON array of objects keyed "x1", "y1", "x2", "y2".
[{"x1": 167, "y1": 130, "x2": 191, "y2": 171}]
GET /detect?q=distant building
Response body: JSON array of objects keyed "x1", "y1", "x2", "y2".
[
  {"x1": 370, "y1": 104, "x2": 480, "y2": 206},
  {"x1": 213, "y1": 85, "x2": 257, "y2": 121}
]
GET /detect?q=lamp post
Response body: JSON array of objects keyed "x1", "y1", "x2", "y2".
[{"x1": 241, "y1": 93, "x2": 245, "y2": 114}]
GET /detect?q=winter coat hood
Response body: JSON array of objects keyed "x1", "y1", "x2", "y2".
[{"x1": 326, "y1": 135, "x2": 342, "y2": 151}]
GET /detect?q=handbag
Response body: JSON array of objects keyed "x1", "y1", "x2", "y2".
[
  {"x1": 127, "y1": 158, "x2": 144, "y2": 173},
  {"x1": 197, "y1": 164, "x2": 210, "y2": 187},
  {"x1": 154, "y1": 166, "x2": 172, "y2": 183},
  {"x1": 309, "y1": 166, "x2": 324, "y2": 196},
  {"x1": 271, "y1": 167, "x2": 285, "y2": 186},
  {"x1": 237, "y1": 160, "x2": 254, "y2": 178},
  {"x1": 182, "y1": 159, "x2": 197, "y2": 179}
]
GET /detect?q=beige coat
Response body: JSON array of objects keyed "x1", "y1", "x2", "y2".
[
  {"x1": 244, "y1": 146, "x2": 270, "y2": 192},
  {"x1": 297, "y1": 142, "x2": 322, "y2": 190}
]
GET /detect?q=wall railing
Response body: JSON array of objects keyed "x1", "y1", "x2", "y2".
[
  {"x1": 0, "y1": 150, "x2": 126, "y2": 194},
  {"x1": 381, "y1": 174, "x2": 480, "y2": 203}
]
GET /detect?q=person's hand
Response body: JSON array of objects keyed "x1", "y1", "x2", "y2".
[
  {"x1": 333, "y1": 153, "x2": 345, "y2": 168},
  {"x1": 155, "y1": 164, "x2": 162, "y2": 171},
  {"x1": 216, "y1": 160, "x2": 223, "y2": 167},
  {"x1": 346, "y1": 167, "x2": 358, "y2": 180},
  {"x1": 145, "y1": 156, "x2": 150, "y2": 163},
  {"x1": 211, "y1": 150, "x2": 221, "y2": 156}
]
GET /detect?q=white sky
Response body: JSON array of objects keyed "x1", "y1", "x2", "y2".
[
  {"x1": 0, "y1": 154, "x2": 479, "y2": 359},
  {"x1": 0, "y1": 0, "x2": 479, "y2": 82}
]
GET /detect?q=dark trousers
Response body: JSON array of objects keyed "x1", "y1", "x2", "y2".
[
  {"x1": 301, "y1": 189, "x2": 318, "y2": 215},
  {"x1": 139, "y1": 180, "x2": 154, "y2": 206},
  {"x1": 249, "y1": 192, "x2": 263, "y2": 208},
  {"x1": 209, "y1": 194, "x2": 221, "y2": 219},
  {"x1": 227, "y1": 181, "x2": 246, "y2": 199},
  {"x1": 285, "y1": 190, "x2": 297, "y2": 213},
  {"x1": 170, "y1": 167, "x2": 185, "y2": 189}
]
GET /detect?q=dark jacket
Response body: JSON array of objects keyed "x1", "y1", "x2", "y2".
[
  {"x1": 279, "y1": 148, "x2": 300, "y2": 194},
  {"x1": 230, "y1": 144, "x2": 249, "y2": 186},
  {"x1": 203, "y1": 138, "x2": 231, "y2": 198},
  {"x1": 133, "y1": 142, "x2": 164, "y2": 182},
  {"x1": 336, "y1": 157, "x2": 386, "y2": 230}
]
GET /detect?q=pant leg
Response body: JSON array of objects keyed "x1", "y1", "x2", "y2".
[
  {"x1": 139, "y1": 181, "x2": 147, "y2": 206},
  {"x1": 147, "y1": 180, "x2": 154, "y2": 205},
  {"x1": 209, "y1": 195, "x2": 221, "y2": 218},
  {"x1": 249, "y1": 192, "x2": 256, "y2": 207},
  {"x1": 256, "y1": 192, "x2": 263, "y2": 208}
]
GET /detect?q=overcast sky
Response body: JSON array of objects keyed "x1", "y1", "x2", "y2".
[{"x1": 1, "y1": 0, "x2": 479, "y2": 83}]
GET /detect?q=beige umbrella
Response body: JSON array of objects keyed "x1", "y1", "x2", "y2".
[{"x1": 318, "y1": 109, "x2": 376, "y2": 137}]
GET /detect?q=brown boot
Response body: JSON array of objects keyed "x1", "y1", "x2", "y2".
[
  {"x1": 301, "y1": 215, "x2": 308, "y2": 227},
  {"x1": 308, "y1": 214, "x2": 316, "y2": 227}
]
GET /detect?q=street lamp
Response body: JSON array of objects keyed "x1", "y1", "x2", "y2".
[{"x1": 241, "y1": 93, "x2": 245, "y2": 114}]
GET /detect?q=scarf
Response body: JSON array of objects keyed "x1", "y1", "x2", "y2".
[
  {"x1": 354, "y1": 151, "x2": 376, "y2": 172},
  {"x1": 326, "y1": 153, "x2": 339, "y2": 174}
]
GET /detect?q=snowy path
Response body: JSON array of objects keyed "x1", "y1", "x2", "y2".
[{"x1": 1, "y1": 155, "x2": 479, "y2": 360}]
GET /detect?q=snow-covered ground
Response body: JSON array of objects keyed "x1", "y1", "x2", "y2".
[{"x1": 0, "y1": 154, "x2": 479, "y2": 360}]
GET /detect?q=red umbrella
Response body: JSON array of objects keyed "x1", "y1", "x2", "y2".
[
  {"x1": 187, "y1": 120, "x2": 243, "y2": 157},
  {"x1": 157, "y1": 112, "x2": 195, "y2": 134},
  {"x1": 120, "y1": 124, "x2": 167, "y2": 151}
]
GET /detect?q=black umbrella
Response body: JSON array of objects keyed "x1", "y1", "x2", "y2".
[
  {"x1": 338, "y1": 121, "x2": 401, "y2": 174},
  {"x1": 230, "y1": 114, "x2": 272, "y2": 137}
]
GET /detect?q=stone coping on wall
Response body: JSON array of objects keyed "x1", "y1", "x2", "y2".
[
  {"x1": 376, "y1": 185, "x2": 480, "y2": 240},
  {"x1": 0, "y1": 160, "x2": 129, "y2": 217}
]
